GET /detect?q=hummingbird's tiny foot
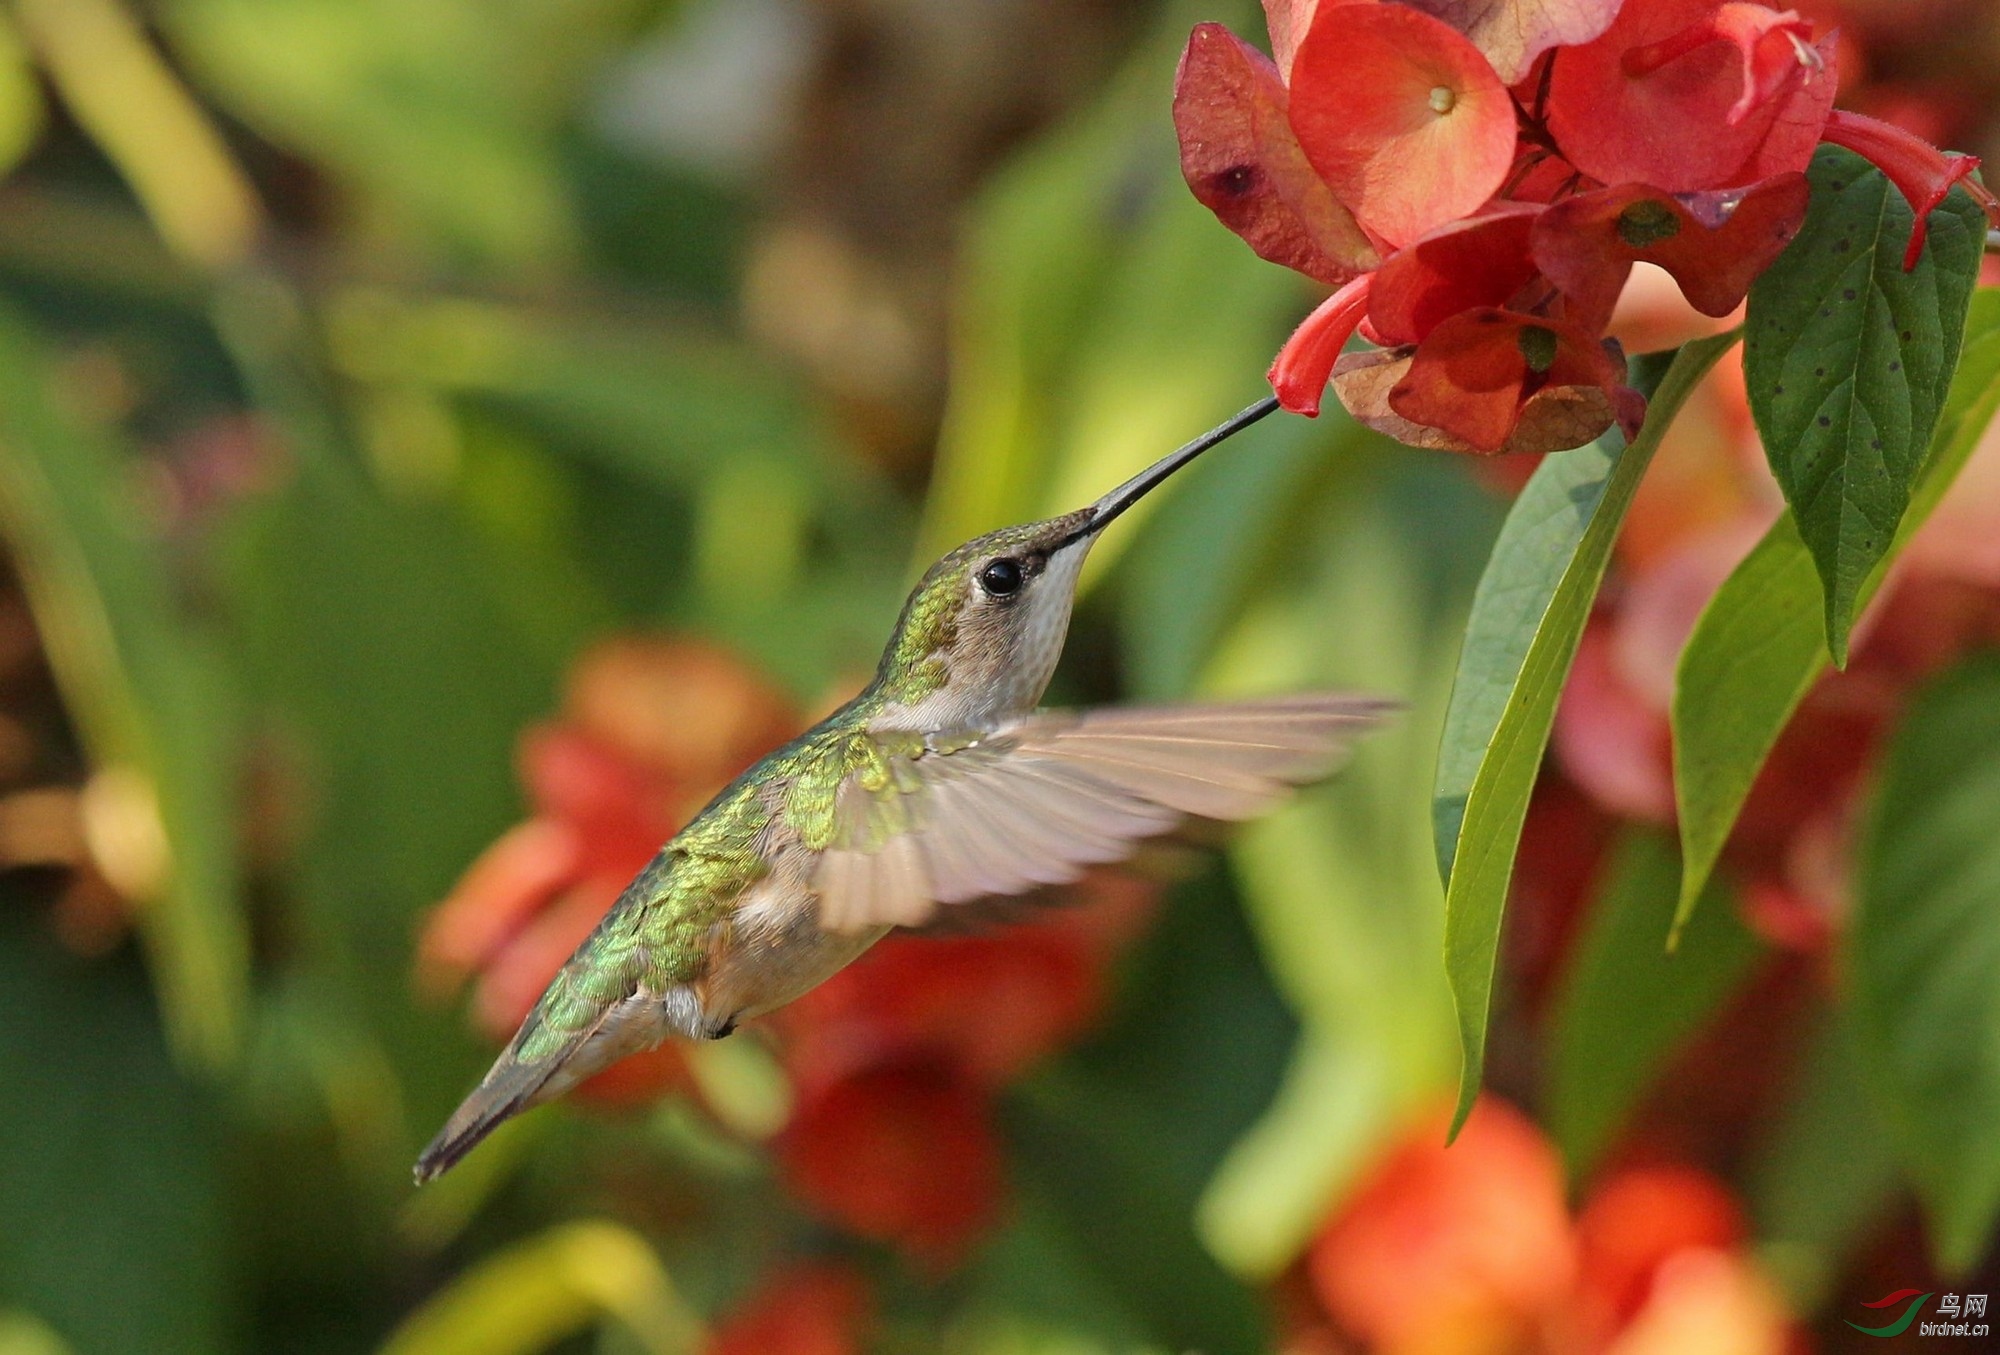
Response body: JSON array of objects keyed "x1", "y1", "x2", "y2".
[{"x1": 708, "y1": 1016, "x2": 737, "y2": 1039}]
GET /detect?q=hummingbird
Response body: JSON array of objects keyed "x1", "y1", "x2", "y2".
[{"x1": 414, "y1": 396, "x2": 1391, "y2": 1183}]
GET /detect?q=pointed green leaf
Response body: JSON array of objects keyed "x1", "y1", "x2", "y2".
[
  {"x1": 1672, "y1": 289, "x2": 2000, "y2": 936},
  {"x1": 1852, "y1": 654, "x2": 2000, "y2": 1274},
  {"x1": 1547, "y1": 832, "x2": 1763, "y2": 1177},
  {"x1": 1437, "y1": 331, "x2": 1740, "y2": 1135},
  {"x1": 1743, "y1": 145, "x2": 1985, "y2": 662}
]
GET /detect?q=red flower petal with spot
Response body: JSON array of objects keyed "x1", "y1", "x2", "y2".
[
  {"x1": 1391, "y1": 308, "x2": 1632, "y2": 453},
  {"x1": 1820, "y1": 109, "x2": 2000, "y2": 269},
  {"x1": 1548, "y1": 1, "x2": 1828, "y2": 191},
  {"x1": 1531, "y1": 175, "x2": 1811, "y2": 335},
  {"x1": 1269, "y1": 273, "x2": 1373, "y2": 415},
  {"x1": 777, "y1": 1058, "x2": 1002, "y2": 1268},
  {"x1": 707, "y1": 1261, "x2": 874, "y2": 1355},
  {"x1": 1289, "y1": 2, "x2": 1518, "y2": 246},
  {"x1": 1369, "y1": 203, "x2": 1544, "y2": 346},
  {"x1": 1174, "y1": 23, "x2": 1378, "y2": 285},
  {"x1": 1404, "y1": 0, "x2": 1625, "y2": 84}
]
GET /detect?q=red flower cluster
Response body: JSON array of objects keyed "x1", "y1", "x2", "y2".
[
  {"x1": 1293, "y1": 1097, "x2": 1795, "y2": 1353},
  {"x1": 1174, "y1": 0, "x2": 1999, "y2": 454}
]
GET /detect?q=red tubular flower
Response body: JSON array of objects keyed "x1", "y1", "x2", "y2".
[
  {"x1": 1269, "y1": 273, "x2": 1373, "y2": 416},
  {"x1": 1531, "y1": 175, "x2": 1811, "y2": 334},
  {"x1": 1174, "y1": 22, "x2": 1378, "y2": 285},
  {"x1": 1819, "y1": 108, "x2": 2000, "y2": 269},
  {"x1": 1288, "y1": 2, "x2": 1518, "y2": 246},
  {"x1": 1367, "y1": 204, "x2": 1544, "y2": 346},
  {"x1": 1391, "y1": 308, "x2": 1634, "y2": 453},
  {"x1": 1547, "y1": 0, "x2": 1834, "y2": 192}
]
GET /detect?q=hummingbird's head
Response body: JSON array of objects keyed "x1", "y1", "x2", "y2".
[{"x1": 868, "y1": 397, "x2": 1280, "y2": 731}]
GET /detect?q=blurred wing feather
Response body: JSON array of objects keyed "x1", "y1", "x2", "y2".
[{"x1": 812, "y1": 693, "x2": 1392, "y2": 931}]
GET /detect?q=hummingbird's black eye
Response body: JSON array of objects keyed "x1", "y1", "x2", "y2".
[{"x1": 978, "y1": 558, "x2": 1025, "y2": 597}]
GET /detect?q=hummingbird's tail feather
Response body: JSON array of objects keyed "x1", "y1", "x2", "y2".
[{"x1": 413, "y1": 1046, "x2": 566, "y2": 1185}]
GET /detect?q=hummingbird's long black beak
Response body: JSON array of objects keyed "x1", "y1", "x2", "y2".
[{"x1": 1070, "y1": 395, "x2": 1282, "y2": 544}]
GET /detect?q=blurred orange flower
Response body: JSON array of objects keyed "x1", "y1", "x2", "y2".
[
  {"x1": 1300, "y1": 1097, "x2": 1797, "y2": 1354},
  {"x1": 1308, "y1": 1098, "x2": 1577, "y2": 1351}
]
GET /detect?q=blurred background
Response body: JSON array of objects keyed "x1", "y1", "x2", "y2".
[{"x1": 0, "y1": 1, "x2": 1996, "y2": 1352}]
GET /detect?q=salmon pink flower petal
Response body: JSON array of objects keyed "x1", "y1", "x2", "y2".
[
  {"x1": 1390, "y1": 308, "x2": 1632, "y2": 453},
  {"x1": 777, "y1": 1059, "x2": 1003, "y2": 1267},
  {"x1": 1289, "y1": 2, "x2": 1518, "y2": 246},
  {"x1": 1260, "y1": 0, "x2": 1330, "y2": 83},
  {"x1": 1548, "y1": 0, "x2": 1827, "y2": 191},
  {"x1": 1819, "y1": 109, "x2": 2000, "y2": 269},
  {"x1": 1175, "y1": 23, "x2": 1379, "y2": 285},
  {"x1": 1404, "y1": 0, "x2": 1625, "y2": 84},
  {"x1": 1369, "y1": 203, "x2": 1544, "y2": 346},
  {"x1": 1269, "y1": 273, "x2": 1373, "y2": 415},
  {"x1": 1532, "y1": 175, "x2": 1811, "y2": 335}
]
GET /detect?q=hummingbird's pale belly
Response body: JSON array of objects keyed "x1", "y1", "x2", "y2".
[{"x1": 700, "y1": 874, "x2": 889, "y2": 1022}]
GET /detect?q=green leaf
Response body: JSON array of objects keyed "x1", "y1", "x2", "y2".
[
  {"x1": 1743, "y1": 145, "x2": 1986, "y2": 663},
  {"x1": 1851, "y1": 653, "x2": 2000, "y2": 1273},
  {"x1": 0, "y1": 307, "x2": 247, "y2": 1068},
  {"x1": 1436, "y1": 332, "x2": 1739, "y2": 1134},
  {"x1": 1672, "y1": 289, "x2": 2000, "y2": 936},
  {"x1": 1547, "y1": 832, "x2": 1763, "y2": 1177},
  {"x1": 378, "y1": 1221, "x2": 698, "y2": 1355}
]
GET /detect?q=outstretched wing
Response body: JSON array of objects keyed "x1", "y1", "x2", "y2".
[{"x1": 813, "y1": 693, "x2": 1393, "y2": 932}]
